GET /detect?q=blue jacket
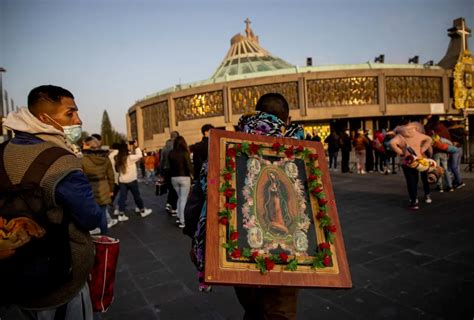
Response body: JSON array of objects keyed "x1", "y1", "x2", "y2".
[{"x1": 11, "y1": 132, "x2": 102, "y2": 230}]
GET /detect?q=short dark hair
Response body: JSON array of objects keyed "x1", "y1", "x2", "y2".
[
  {"x1": 255, "y1": 93, "x2": 289, "y2": 122},
  {"x1": 91, "y1": 133, "x2": 102, "y2": 141},
  {"x1": 201, "y1": 124, "x2": 214, "y2": 135},
  {"x1": 28, "y1": 85, "x2": 74, "y2": 115}
]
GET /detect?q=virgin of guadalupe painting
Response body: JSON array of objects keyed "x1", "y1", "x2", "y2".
[
  {"x1": 205, "y1": 129, "x2": 351, "y2": 288},
  {"x1": 242, "y1": 158, "x2": 311, "y2": 256}
]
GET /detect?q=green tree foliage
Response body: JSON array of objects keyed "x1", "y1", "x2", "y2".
[{"x1": 100, "y1": 110, "x2": 125, "y2": 146}]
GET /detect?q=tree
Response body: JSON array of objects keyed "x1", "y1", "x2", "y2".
[{"x1": 100, "y1": 110, "x2": 125, "y2": 146}]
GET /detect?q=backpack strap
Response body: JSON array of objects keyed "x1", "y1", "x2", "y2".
[
  {"x1": 0, "y1": 141, "x2": 72, "y2": 187},
  {"x1": 21, "y1": 147, "x2": 73, "y2": 186},
  {"x1": 0, "y1": 141, "x2": 13, "y2": 188}
]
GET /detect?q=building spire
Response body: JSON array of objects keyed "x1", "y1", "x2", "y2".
[{"x1": 244, "y1": 17, "x2": 257, "y2": 42}]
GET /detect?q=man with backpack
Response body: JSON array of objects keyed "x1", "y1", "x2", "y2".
[{"x1": 0, "y1": 85, "x2": 102, "y2": 319}]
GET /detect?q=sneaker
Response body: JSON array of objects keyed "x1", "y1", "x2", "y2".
[
  {"x1": 448, "y1": 188, "x2": 454, "y2": 192},
  {"x1": 198, "y1": 283, "x2": 212, "y2": 292},
  {"x1": 361, "y1": 170, "x2": 366, "y2": 174},
  {"x1": 408, "y1": 200, "x2": 419, "y2": 210},
  {"x1": 113, "y1": 209, "x2": 120, "y2": 216},
  {"x1": 439, "y1": 189, "x2": 444, "y2": 193},
  {"x1": 171, "y1": 210, "x2": 177, "y2": 217},
  {"x1": 107, "y1": 219, "x2": 118, "y2": 228},
  {"x1": 178, "y1": 223, "x2": 186, "y2": 229},
  {"x1": 140, "y1": 208, "x2": 152, "y2": 218},
  {"x1": 118, "y1": 214, "x2": 129, "y2": 222},
  {"x1": 455, "y1": 183, "x2": 466, "y2": 189},
  {"x1": 165, "y1": 203, "x2": 172, "y2": 212},
  {"x1": 90, "y1": 228, "x2": 101, "y2": 235},
  {"x1": 425, "y1": 195, "x2": 432, "y2": 204},
  {"x1": 176, "y1": 219, "x2": 181, "y2": 224}
]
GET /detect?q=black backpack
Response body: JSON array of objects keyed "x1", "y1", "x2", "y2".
[{"x1": 0, "y1": 141, "x2": 73, "y2": 304}]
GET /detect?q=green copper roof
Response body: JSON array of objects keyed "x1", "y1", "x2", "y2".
[{"x1": 210, "y1": 19, "x2": 294, "y2": 79}]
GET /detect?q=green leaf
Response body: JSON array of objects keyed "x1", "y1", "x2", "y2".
[
  {"x1": 229, "y1": 196, "x2": 237, "y2": 203},
  {"x1": 218, "y1": 210, "x2": 230, "y2": 217},
  {"x1": 242, "y1": 248, "x2": 252, "y2": 258},
  {"x1": 285, "y1": 258, "x2": 298, "y2": 271},
  {"x1": 327, "y1": 232, "x2": 336, "y2": 244},
  {"x1": 316, "y1": 192, "x2": 326, "y2": 199}
]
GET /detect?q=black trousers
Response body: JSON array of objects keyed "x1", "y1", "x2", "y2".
[{"x1": 341, "y1": 150, "x2": 351, "y2": 173}]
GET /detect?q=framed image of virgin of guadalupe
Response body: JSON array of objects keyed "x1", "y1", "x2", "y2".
[{"x1": 204, "y1": 129, "x2": 352, "y2": 288}]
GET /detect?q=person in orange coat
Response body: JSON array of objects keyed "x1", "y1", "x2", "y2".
[{"x1": 144, "y1": 152, "x2": 156, "y2": 185}]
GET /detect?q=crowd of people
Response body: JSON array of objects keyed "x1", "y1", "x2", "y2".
[{"x1": 0, "y1": 85, "x2": 470, "y2": 320}]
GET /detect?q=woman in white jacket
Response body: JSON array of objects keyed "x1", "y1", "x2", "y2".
[{"x1": 115, "y1": 141, "x2": 152, "y2": 219}]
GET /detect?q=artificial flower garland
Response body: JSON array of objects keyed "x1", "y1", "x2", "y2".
[{"x1": 220, "y1": 141, "x2": 336, "y2": 274}]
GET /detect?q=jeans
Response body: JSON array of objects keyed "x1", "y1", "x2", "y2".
[
  {"x1": 99, "y1": 205, "x2": 108, "y2": 234},
  {"x1": 164, "y1": 170, "x2": 178, "y2": 210},
  {"x1": 328, "y1": 151, "x2": 338, "y2": 169},
  {"x1": 374, "y1": 151, "x2": 387, "y2": 171},
  {"x1": 402, "y1": 165, "x2": 430, "y2": 203},
  {"x1": 19, "y1": 284, "x2": 93, "y2": 320},
  {"x1": 145, "y1": 169, "x2": 155, "y2": 184},
  {"x1": 171, "y1": 176, "x2": 191, "y2": 225},
  {"x1": 448, "y1": 147, "x2": 463, "y2": 186},
  {"x1": 433, "y1": 153, "x2": 452, "y2": 190},
  {"x1": 118, "y1": 180, "x2": 144, "y2": 212}
]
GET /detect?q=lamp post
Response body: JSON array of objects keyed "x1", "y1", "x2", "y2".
[{"x1": 0, "y1": 67, "x2": 6, "y2": 118}]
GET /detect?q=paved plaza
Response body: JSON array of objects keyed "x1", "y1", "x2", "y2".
[{"x1": 2, "y1": 168, "x2": 474, "y2": 320}]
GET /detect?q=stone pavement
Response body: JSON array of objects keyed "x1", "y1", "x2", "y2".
[{"x1": 2, "y1": 168, "x2": 474, "y2": 320}]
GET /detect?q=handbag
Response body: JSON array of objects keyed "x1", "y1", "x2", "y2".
[
  {"x1": 88, "y1": 235, "x2": 120, "y2": 312},
  {"x1": 155, "y1": 177, "x2": 168, "y2": 196}
]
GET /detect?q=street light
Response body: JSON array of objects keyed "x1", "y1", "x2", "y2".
[
  {"x1": 408, "y1": 56, "x2": 419, "y2": 64},
  {"x1": 374, "y1": 54, "x2": 384, "y2": 63},
  {"x1": 0, "y1": 67, "x2": 6, "y2": 118}
]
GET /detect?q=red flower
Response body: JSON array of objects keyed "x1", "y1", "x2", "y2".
[
  {"x1": 296, "y1": 145, "x2": 304, "y2": 153},
  {"x1": 272, "y1": 142, "x2": 282, "y2": 151},
  {"x1": 312, "y1": 187, "x2": 323, "y2": 194},
  {"x1": 279, "y1": 252, "x2": 289, "y2": 263},
  {"x1": 224, "y1": 202, "x2": 237, "y2": 210},
  {"x1": 316, "y1": 211, "x2": 325, "y2": 220},
  {"x1": 319, "y1": 242, "x2": 331, "y2": 250},
  {"x1": 251, "y1": 251, "x2": 259, "y2": 261},
  {"x1": 235, "y1": 143, "x2": 242, "y2": 152},
  {"x1": 224, "y1": 188, "x2": 235, "y2": 197},
  {"x1": 223, "y1": 172, "x2": 232, "y2": 181},
  {"x1": 230, "y1": 231, "x2": 239, "y2": 241},
  {"x1": 284, "y1": 146, "x2": 294, "y2": 158},
  {"x1": 249, "y1": 143, "x2": 260, "y2": 155},
  {"x1": 231, "y1": 248, "x2": 241, "y2": 259},
  {"x1": 323, "y1": 254, "x2": 331, "y2": 266},
  {"x1": 227, "y1": 159, "x2": 236, "y2": 169},
  {"x1": 219, "y1": 217, "x2": 229, "y2": 225},
  {"x1": 325, "y1": 225, "x2": 337, "y2": 233},
  {"x1": 308, "y1": 174, "x2": 318, "y2": 182},
  {"x1": 309, "y1": 153, "x2": 319, "y2": 161},
  {"x1": 318, "y1": 198, "x2": 328, "y2": 206},
  {"x1": 226, "y1": 147, "x2": 237, "y2": 157},
  {"x1": 264, "y1": 257, "x2": 275, "y2": 271}
]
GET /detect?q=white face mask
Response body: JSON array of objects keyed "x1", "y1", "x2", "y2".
[{"x1": 45, "y1": 114, "x2": 82, "y2": 144}]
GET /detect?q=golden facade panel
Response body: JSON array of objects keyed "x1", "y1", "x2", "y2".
[
  {"x1": 174, "y1": 91, "x2": 224, "y2": 122},
  {"x1": 307, "y1": 77, "x2": 378, "y2": 107},
  {"x1": 130, "y1": 111, "x2": 137, "y2": 140},
  {"x1": 386, "y1": 76, "x2": 443, "y2": 104},
  {"x1": 143, "y1": 101, "x2": 169, "y2": 140},
  {"x1": 231, "y1": 82, "x2": 299, "y2": 114}
]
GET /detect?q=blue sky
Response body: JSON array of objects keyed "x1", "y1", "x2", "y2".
[{"x1": 1, "y1": 0, "x2": 473, "y2": 134}]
